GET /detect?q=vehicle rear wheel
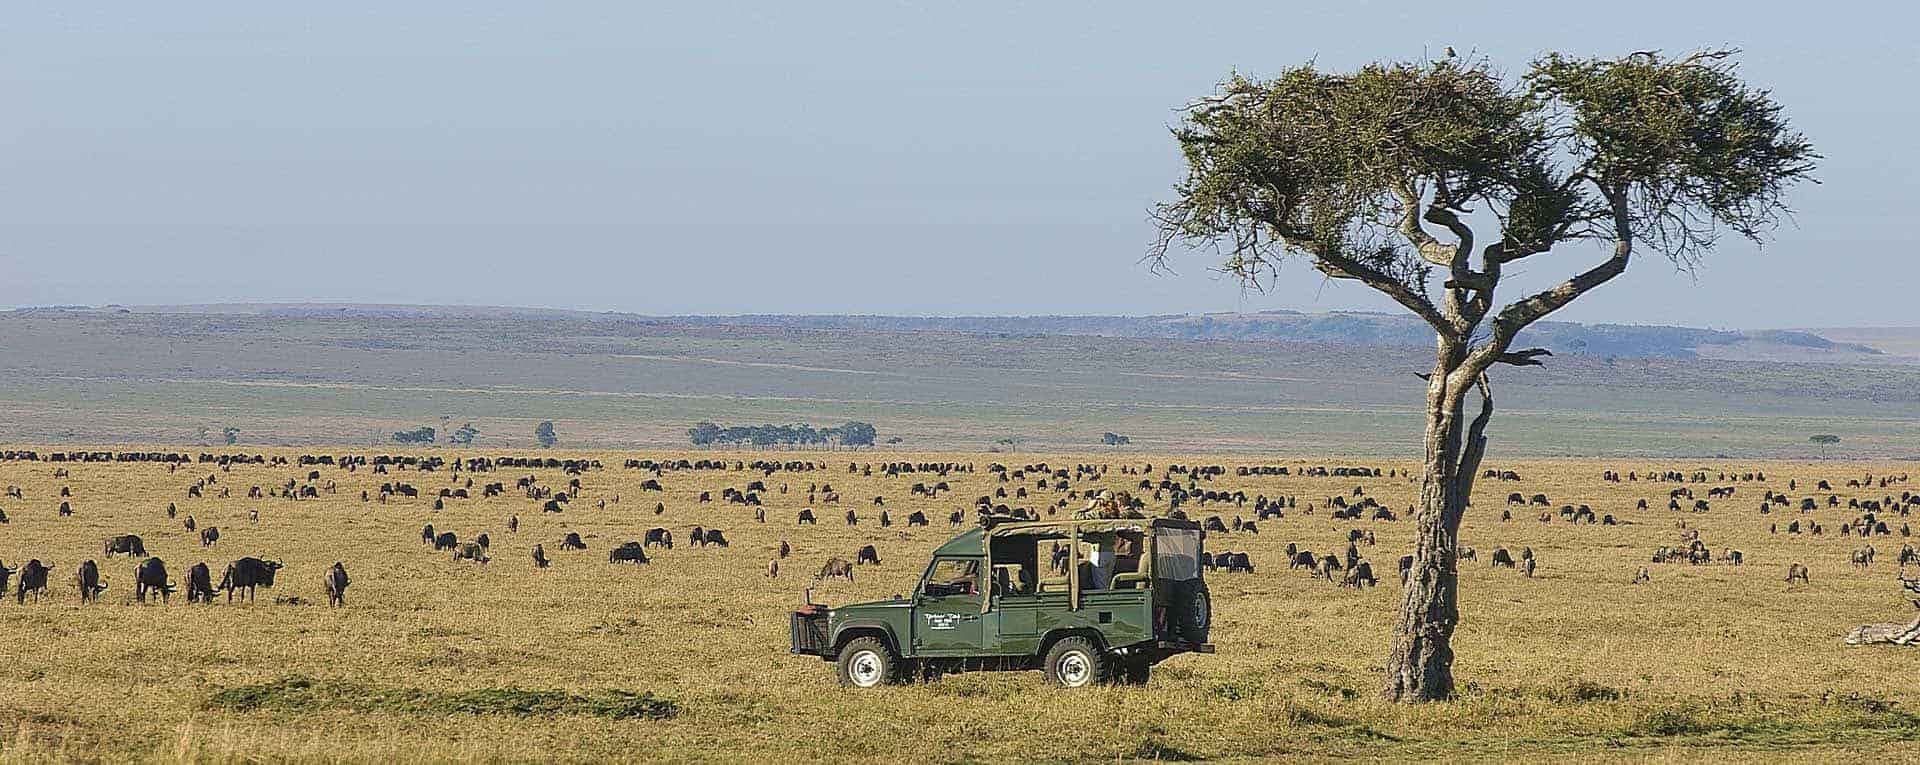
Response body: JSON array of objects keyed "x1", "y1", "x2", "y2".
[
  {"x1": 836, "y1": 637, "x2": 894, "y2": 688},
  {"x1": 1044, "y1": 637, "x2": 1105, "y2": 689}
]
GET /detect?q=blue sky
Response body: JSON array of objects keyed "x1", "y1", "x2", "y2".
[{"x1": 1, "y1": 2, "x2": 1911, "y2": 327}]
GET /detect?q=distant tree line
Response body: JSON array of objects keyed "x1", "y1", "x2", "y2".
[
  {"x1": 687, "y1": 421, "x2": 877, "y2": 448},
  {"x1": 393, "y1": 426, "x2": 436, "y2": 445},
  {"x1": 1102, "y1": 432, "x2": 1131, "y2": 446}
]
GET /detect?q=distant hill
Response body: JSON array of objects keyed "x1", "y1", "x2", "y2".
[{"x1": 15, "y1": 303, "x2": 1897, "y2": 363}]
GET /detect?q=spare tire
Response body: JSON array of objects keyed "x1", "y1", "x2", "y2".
[{"x1": 1175, "y1": 579, "x2": 1211, "y2": 644}]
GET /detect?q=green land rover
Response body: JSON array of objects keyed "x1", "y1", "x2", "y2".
[{"x1": 790, "y1": 516, "x2": 1214, "y2": 688}]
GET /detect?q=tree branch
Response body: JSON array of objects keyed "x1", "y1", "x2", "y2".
[{"x1": 1313, "y1": 251, "x2": 1453, "y2": 338}]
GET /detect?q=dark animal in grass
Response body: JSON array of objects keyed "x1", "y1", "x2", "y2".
[
  {"x1": 433, "y1": 532, "x2": 458, "y2": 551},
  {"x1": 907, "y1": 511, "x2": 928, "y2": 527},
  {"x1": 450, "y1": 542, "x2": 489, "y2": 563},
  {"x1": 1292, "y1": 550, "x2": 1317, "y2": 570},
  {"x1": 103, "y1": 534, "x2": 147, "y2": 558},
  {"x1": 15, "y1": 559, "x2": 52, "y2": 604},
  {"x1": 608, "y1": 542, "x2": 650, "y2": 565},
  {"x1": 645, "y1": 528, "x2": 674, "y2": 549},
  {"x1": 532, "y1": 544, "x2": 549, "y2": 569},
  {"x1": 798, "y1": 508, "x2": 816, "y2": 525},
  {"x1": 817, "y1": 557, "x2": 856, "y2": 582},
  {"x1": 0, "y1": 560, "x2": 14, "y2": 594},
  {"x1": 1342, "y1": 561, "x2": 1377, "y2": 588},
  {"x1": 200, "y1": 527, "x2": 220, "y2": 547},
  {"x1": 1785, "y1": 562, "x2": 1810, "y2": 585},
  {"x1": 75, "y1": 559, "x2": 108, "y2": 603},
  {"x1": 219, "y1": 557, "x2": 282, "y2": 603},
  {"x1": 136, "y1": 557, "x2": 175, "y2": 603},
  {"x1": 1398, "y1": 554, "x2": 1414, "y2": 585},
  {"x1": 949, "y1": 510, "x2": 963, "y2": 527},
  {"x1": 185, "y1": 562, "x2": 216, "y2": 604},
  {"x1": 1491, "y1": 548, "x2": 1516, "y2": 568},
  {"x1": 323, "y1": 563, "x2": 349, "y2": 607},
  {"x1": 856, "y1": 545, "x2": 881, "y2": 566},
  {"x1": 1314, "y1": 554, "x2": 1340, "y2": 581},
  {"x1": 561, "y1": 532, "x2": 587, "y2": 551},
  {"x1": 508, "y1": 515, "x2": 519, "y2": 533},
  {"x1": 703, "y1": 529, "x2": 729, "y2": 547},
  {"x1": 421, "y1": 524, "x2": 435, "y2": 545},
  {"x1": 778, "y1": 540, "x2": 792, "y2": 559}
]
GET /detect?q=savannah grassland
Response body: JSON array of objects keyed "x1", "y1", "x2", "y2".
[{"x1": 1, "y1": 450, "x2": 1918, "y2": 763}]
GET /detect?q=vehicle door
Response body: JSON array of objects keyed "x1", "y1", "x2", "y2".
[{"x1": 914, "y1": 556, "x2": 986, "y2": 653}]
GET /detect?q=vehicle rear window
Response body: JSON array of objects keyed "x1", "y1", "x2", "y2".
[{"x1": 1154, "y1": 528, "x2": 1201, "y2": 580}]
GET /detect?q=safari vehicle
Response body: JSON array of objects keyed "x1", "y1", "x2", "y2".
[{"x1": 790, "y1": 517, "x2": 1214, "y2": 688}]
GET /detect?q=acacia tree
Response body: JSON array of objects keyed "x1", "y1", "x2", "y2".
[{"x1": 1150, "y1": 50, "x2": 1815, "y2": 702}]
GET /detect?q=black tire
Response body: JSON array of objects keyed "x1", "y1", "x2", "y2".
[
  {"x1": 1118, "y1": 656, "x2": 1152, "y2": 686},
  {"x1": 1043, "y1": 636, "x2": 1106, "y2": 688},
  {"x1": 835, "y1": 637, "x2": 894, "y2": 688},
  {"x1": 1176, "y1": 580, "x2": 1212, "y2": 644}
]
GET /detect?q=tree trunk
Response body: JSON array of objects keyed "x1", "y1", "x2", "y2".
[{"x1": 1382, "y1": 368, "x2": 1479, "y2": 703}]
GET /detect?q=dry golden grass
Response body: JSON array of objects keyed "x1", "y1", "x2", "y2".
[{"x1": 0, "y1": 448, "x2": 1917, "y2": 763}]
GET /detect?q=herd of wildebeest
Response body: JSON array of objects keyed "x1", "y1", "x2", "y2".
[{"x1": 0, "y1": 448, "x2": 1915, "y2": 612}]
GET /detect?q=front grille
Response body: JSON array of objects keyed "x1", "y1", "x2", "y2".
[{"x1": 790, "y1": 609, "x2": 830, "y2": 655}]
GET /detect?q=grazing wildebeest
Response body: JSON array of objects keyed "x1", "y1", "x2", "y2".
[
  {"x1": 434, "y1": 532, "x2": 458, "y2": 551},
  {"x1": 1292, "y1": 550, "x2": 1317, "y2": 570},
  {"x1": 476, "y1": 533, "x2": 490, "y2": 550},
  {"x1": 608, "y1": 542, "x2": 650, "y2": 565},
  {"x1": 136, "y1": 557, "x2": 174, "y2": 603},
  {"x1": 323, "y1": 563, "x2": 349, "y2": 607},
  {"x1": 219, "y1": 557, "x2": 283, "y2": 602},
  {"x1": 1521, "y1": 557, "x2": 1537, "y2": 578},
  {"x1": 817, "y1": 557, "x2": 855, "y2": 582},
  {"x1": 1785, "y1": 562, "x2": 1810, "y2": 584},
  {"x1": 645, "y1": 528, "x2": 674, "y2": 549},
  {"x1": 1632, "y1": 567, "x2": 1652, "y2": 584},
  {"x1": 532, "y1": 544, "x2": 550, "y2": 569},
  {"x1": 508, "y1": 515, "x2": 519, "y2": 534},
  {"x1": 1226, "y1": 552, "x2": 1254, "y2": 573},
  {"x1": 75, "y1": 560, "x2": 107, "y2": 603},
  {"x1": 1314, "y1": 554, "x2": 1340, "y2": 581},
  {"x1": 798, "y1": 508, "x2": 817, "y2": 525},
  {"x1": 561, "y1": 532, "x2": 587, "y2": 551},
  {"x1": 907, "y1": 511, "x2": 928, "y2": 527},
  {"x1": 450, "y1": 542, "x2": 489, "y2": 563},
  {"x1": 1459, "y1": 547, "x2": 1477, "y2": 562},
  {"x1": 185, "y1": 562, "x2": 216, "y2": 604},
  {"x1": 766, "y1": 559, "x2": 779, "y2": 578},
  {"x1": 778, "y1": 540, "x2": 792, "y2": 559},
  {"x1": 1342, "y1": 561, "x2": 1377, "y2": 588},
  {"x1": 1398, "y1": 554, "x2": 1415, "y2": 585},
  {"x1": 704, "y1": 529, "x2": 729, "y2": 547},
  {"x1": 844, "y1": 509, "x2": 858, "y2": 526},
  {"x1": 0, "y1": 560, "x2": 14, "y2": 594},
  {"x1": 103, "y1": 534, "x2": 147, "y2": 558},
  {"x1": 856, "y1": 545, "x2": 881, "y2": 566},
  {"x1": 949, "y1": 510, "x2": 964, "y2": 527},
  {"x1": 15, "y1": 560, "x2": 52, "y2": 604},
  {"x1": 200, "y1": 527, "x2": 220, "y2": 547},
  {"x1": 1852, "y1": 546, "x2": 1876, "y2": 569},
  {"x1": 421, "y1": 524, "x2": 436, "y2": 545},
  {"x1": 1491, "y1": 548, "x2": 1516, "y2": 568}
]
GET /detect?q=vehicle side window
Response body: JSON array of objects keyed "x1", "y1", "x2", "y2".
[{"x1": 922, "y1": 558, "x2": 980, "y2": 598}]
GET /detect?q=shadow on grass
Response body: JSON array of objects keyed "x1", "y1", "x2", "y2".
[{"x1": 203, "y1": 676, "x2": 677, "y2": 720}]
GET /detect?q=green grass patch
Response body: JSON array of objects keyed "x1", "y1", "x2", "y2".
[{"x1": 204, "y1": 676, "x2": 677, "y2": 720}]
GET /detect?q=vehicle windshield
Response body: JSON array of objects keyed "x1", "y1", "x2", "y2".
[{"x1": 921, "y1": 557, "x2": 981, "y2": 597}]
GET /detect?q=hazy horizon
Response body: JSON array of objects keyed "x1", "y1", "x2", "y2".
[{"x1": 4, "y1": 3, "x2": 1913, "y2": 329}]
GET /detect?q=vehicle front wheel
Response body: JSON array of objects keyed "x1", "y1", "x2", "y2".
[
  {"x1": 1044, "y1": 637, "x2": 1106, "y2": 689},
  {"x1": 836, "y1": 637, "x2": 895, "y2": 688}
]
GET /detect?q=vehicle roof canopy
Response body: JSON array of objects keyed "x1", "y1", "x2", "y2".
[{"x1": 930, "y1": 517, "x2": 1199, "y2": 557}]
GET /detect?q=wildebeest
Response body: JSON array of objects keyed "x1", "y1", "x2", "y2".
[
  {"x1": 778, "y1": 540, "x2": 792, "y2": 559},
  {"x1": 817, "y1": 557, "x2": 855, "y2": 582},
  {"x1": 0, "y1": 560, "x2": 13, "y2": 594},
  {"x1": 103, "y1": 534, "x2": 147, "y2": 558},
  {"x1": 1398, "y1": 554, "x2": 1415, "y2": 584},
  {"x1": 532, "y1": 544, "x2": 550, "y2": 569},
  {"x1": 323, "y1": 562, "x2": 349, "y2": 607},
  {"x1": 421, "y1": 523, "x2": 437, "y2": 545},
  {"x1": 608, "y1": 542, "x2": 650, "y2": 565},
  {"x1": 1491, "y1": 548, "x2": 1516, "y2": 568},
  {"x1": 1342, "y1": 561, "x2": 1377, "y2": 588},
  {"x1": 1785, "y1": 562, "x2": 1810, "y2": 584},
  {"x1": 75, "y1": 559, "x2": 108, "y2": 603},
  {"x1": 645, "y1": 528, "x2": 674, "y2": 549},
  {"x1": 797, "y1": 508, "x2": 817, "y2": 525},
  {"x1": 219, "y1": 557, "x2": 283, "y2": 602},
  {"x1": 1313, "y1": 554, "x2": 1341, "y2": 581},
  {"x1": 704, "y1": 529, "x2": 729, "y2": 547},
  {"x1": 450, "y1": 542, "x2": 490, "y2": 563},
  {"x1": 136, "y1": 557, "x2": 174, "y2": 603},
  {"x1": 200, "y1": 527, "x2": 220, "y2": 547},
  {"x1": 855, "y1": 545, "x2": 881, "y2": 566},
  {"x1": 907, "y1": 511, "x2": 928, "y2": 527},
  {"x1": 434, "y1": 532, "x2": 458, "y2": 551},
  {"x1": 1292, "y1": 550, "x2": 1317, "y2": 570},
  {"x1": 15, "y1": 560, "x2": 53, "y2": 603},
  {"x1": 184, "y1": 562, "x2": 216, "y2": 604},
  {"x1": 561, "y1": 532, "x2": 587, "y2": 551},
  {"x1": 949, "y1": 510, "x2": 964, "y2": 527}
]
